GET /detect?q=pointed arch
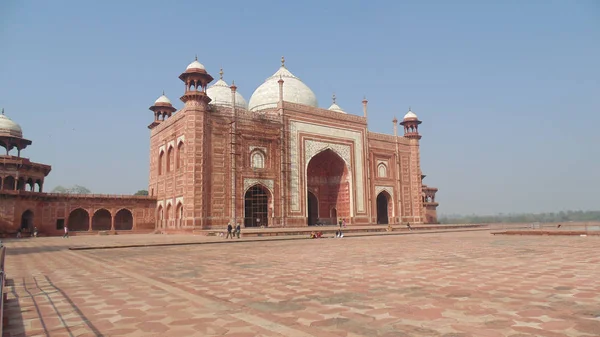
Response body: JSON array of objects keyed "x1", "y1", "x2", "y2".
[
  {"x1": 376, "y1": 191, "x2": 392, "y2": 224},
  {"x1": 250, "y1": 150, "x2": 265, "y2": 169},
  {"x1": 20, "y1": 209, "x2": 34, "y2": 230},
  {"x1": 92, "y1": 208, "x2": 112, "y2": 231},
  {"x1": 175, "y1": 202, "x2": 184, "y2": 227},
  {"x1": 377, "y1": 163, "x2": 388, "y2": 178},
  {"x1": 158, "y1": 150, "x2": 165, "y2": 175},
  {"x1": 176, "y1": 141, "x2": 185, "y2": 170},
  {"x1": 68, "y1": 208, "x2": 89, "y2": 231},
  {"x1": 115, "y1": 208, "x2": 133, "y2": 230},
  {"x1": 244, "y1": 184, "x2": 271, "y2": 227},
  {"x1": 166, "y1": 145, "x2": 174, "y2": 172}
]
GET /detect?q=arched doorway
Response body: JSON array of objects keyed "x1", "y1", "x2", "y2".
[
  {"x1": 68, "y1": 208, "x2": 89, "y2": 231},
  {"x1": 115, "y1": 209, "x2": 133, "y2": 230},
  {"x1": 175, "y1": 202, "x2": 183, "y2": 227},
  {"x1": 165, "y1": 204, "x2": 172, "y2": 227},
  {"x1": 376, "y1": 192, "x2": 391, "y2": 224},
  {"x1": 92, "y1": 209, "x2": 112, "y2": 231},
  {"x1": 244, "y1": 185, "x2": 269, "y2": 227},
  {"x1": 306, "y1": 149, "x2": 350, "y2": 226},
  {"x1": 307, "y1": 191, "x2": 319, "y2": 226},
  {"x1": 21, "y1": 210, "x2": 34, "y2": 230},
  {"x1": 157, "y1": 205, "x2": 164, "y2": 228}
]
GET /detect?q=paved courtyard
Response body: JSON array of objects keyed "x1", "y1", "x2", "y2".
[{"x1": 2, "y1": 231, "x2": 600, "y2": 337}]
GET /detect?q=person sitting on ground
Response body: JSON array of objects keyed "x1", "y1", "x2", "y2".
[
  {"x1": 316, "y1": 231, "x2": 323, "y2": 238},
  {"x1": 406, "y1": 222, "x2": 412, "y2": 231},
  {"x1": 310, "y1": 231, "x2": 316, "y2": 239},
  {"x1": 33, "y1": 227, "x2": 38, "y2": 238},
  {"x1": 387, "y1": 224, "x2": 393, "y2": 232}
]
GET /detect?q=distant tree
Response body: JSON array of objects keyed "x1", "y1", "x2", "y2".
[
  {"x1": 51, "y1": 185, "x2": 91, "y2": 194},
  {"x1": 134, "y1": 190, "x2": 149, "y2": 196},
  {"x1": 51, "y1": 185, "x2": 68, "y2": 193}
]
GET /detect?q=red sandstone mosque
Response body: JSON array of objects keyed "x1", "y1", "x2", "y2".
[{"x1": 0, "y1": 57, "x2": 438, "y2": 236}]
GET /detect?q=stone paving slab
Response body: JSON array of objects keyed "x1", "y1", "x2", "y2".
[{"x1": 2, "y1": 232, "x2": 600, "y2": 336}]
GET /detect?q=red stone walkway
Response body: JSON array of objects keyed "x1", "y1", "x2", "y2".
[{"x1": 2, "y1": 232, "x2": 600, "y2": 336}]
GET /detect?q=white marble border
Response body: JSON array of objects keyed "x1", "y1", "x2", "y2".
[{"x1": 289, "y1": 121, "x2": 364, "y2": 213}]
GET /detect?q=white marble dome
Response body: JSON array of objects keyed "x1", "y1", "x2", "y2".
[
  {"x1": 186, "y1": 59, "x2": 205, "y2": 71},
  {"x1": 0, "y1": 111, "x2": 23, "y2": 138},
  {"x1": 207, "y1": 73, "x2": 248, "y2": 109},
  {"x1": 404, "y1": 109, "x2": 418, "y2": 120},
  {"x1": 248, "y1": 62, "x2": 318, "y2": 112},
  {"x1": 154, "y1": 94, "x2": 172, "y2": 105},
  {"x1": 328, "y1": 94, "x2": 346, "y2": 113}
]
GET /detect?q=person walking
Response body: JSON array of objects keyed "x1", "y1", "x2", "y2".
[
  {"x1": 235, "y1": 223, "x2": 241, "y2": 239},
  {"x1": 62, "y1": 226, "x2": 69, "y2": 238},
  {"x1": 226, "y1": 222, "x2": 233, "y2": 239}
]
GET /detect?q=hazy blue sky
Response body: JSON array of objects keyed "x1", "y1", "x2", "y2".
[{"x1": 1, "y1": 0, "x2": 598, "y2": 216}]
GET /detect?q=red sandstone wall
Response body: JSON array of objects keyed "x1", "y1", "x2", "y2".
[{"x1": 0, "y1": 192, "x2": 156, "y2": 236}]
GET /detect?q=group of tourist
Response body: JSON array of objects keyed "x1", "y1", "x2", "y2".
[
  {"x1": 225, "y1": 222, "x2": 241, "y2": 239},
  {"x1": 16, "y1": 226, "x2": 39, "y2": 238}
]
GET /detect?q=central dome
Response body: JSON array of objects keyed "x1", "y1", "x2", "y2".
[
  {"x1": 0, "y1": 111, "x2": 23, "y2": 138},
  {"x1": 206, "y1": 70, "x2": 248, "y2": 109},
  {"x1": 248, "y1": 60, "x2": 318, "y2": 112}
]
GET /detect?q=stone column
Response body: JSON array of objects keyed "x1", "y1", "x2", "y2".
[{"x1": 111, "y1": 215, "x2": 115, "y2": 231}]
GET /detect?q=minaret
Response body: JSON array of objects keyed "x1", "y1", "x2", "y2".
[
  {"x1": 148, "y1": 91, "x2": 176, "y2": 129},
  {"x1": 399, "y1": 107, "x2": 422, "y2": 140},
  {"x1": 392, "y1": 116, "x2": 398, "y2": 136},
  {"x1": 179, "y1": 56, "x2": 214, "y2": 107},
  {"x1": 362, "y1": 96, "x2": 368, "y2": 119}
]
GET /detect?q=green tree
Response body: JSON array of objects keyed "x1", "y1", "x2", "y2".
[
  {"x1": 134, "y1": 190, "x2": 149, "y2": 196},
  {"x1": 51, "y1": 185, "x2": 91, "y2": 194}
]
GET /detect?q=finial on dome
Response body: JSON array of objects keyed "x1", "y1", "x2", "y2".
[
  {"x1": 281, "y1": 56, "x2": 285, "y2": 68},
  {"x1": 409, "y1": 106, "x2": 411, "y2": 111},
  {"x1": 162, "y1": 90, "x2": 165, "y2": 95},
  {"x1": 219, "y1": 68, "x2": 224, "y2": 80},
  {"x1": 231, "y1": 80, "x2": 235, "y2": 85},
  {"x1": 195, "y1": 54, "x2": 198, "y2": 61},
  {"x1": 332, "y1": 93, "x2": 337, "y2": 104},
  {"x1": 1, "y1": 108, "x2": 3, "y2": 115}
]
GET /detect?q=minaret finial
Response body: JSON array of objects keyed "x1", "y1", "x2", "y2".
[
  {"x1": 232, "y1": 80, "x2": 235, "y2": 85},
  {"x1": 219, "y1": 68, "x2": 224, "y2": 80},
  {"x1": 195, "y1": 54, "x2": 198, "y2": 61},
  {"x1": 281, "y1": 56, "x2": 285, "y2": 67},
  {"x1": 409, "y1": 106, "x2": 411, "y2": 111},
  {"x1": 162, "y1": 90, "x2": 165, "y2": 95},
  {"x1": 1, "y1": 108, "x2": 3, "y2": 115},
  {"x1": 332, "y1": 93, "x2": 336, "y2": 104}
]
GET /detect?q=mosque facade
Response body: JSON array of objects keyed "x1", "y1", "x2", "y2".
[
  {"x1": 149, "y1": 57, "x2": 439, "y2": 231},
  {"x1": 0, "y1": 57, "x2": 438, "y2": 236}
]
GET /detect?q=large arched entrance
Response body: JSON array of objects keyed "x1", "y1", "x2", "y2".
[
  {"x1": 92, "y1": 209, "x2": 112, "y2": 231},
  {"x1": 307, "y1": 191, "x2": 319, "y2": 226},
  {"x1": 115, "y1": 209, "x2": 133, "y2": 230},
  {"x1": 21, "y1": 210, "x2": 34, "y2": 230},
  {"x1": 68, "y1": 208, "x2": 89, "y2": 231},
  {"x1": 306, "y1": 149, "x2": 350, "y2": 226},
  {"x1": 244, "y1": 185, "x2": 269, "y2": 227},
  {"x1": 376, "y1": 191, "x2": 392, "y2": 224}
]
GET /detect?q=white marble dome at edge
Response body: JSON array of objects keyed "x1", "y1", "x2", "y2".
[
  {"x1": 248, "y1": 66, "x2": 318, "y2": 112},
  {"x1": 0, "y1": 113, "x2": 24, "y2": 138},
  {"x1": 207, "y1": 79, "x2": 248, "y2": 109}
]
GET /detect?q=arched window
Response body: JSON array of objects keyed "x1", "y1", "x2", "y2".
[
  {"x1": 377, "y1": 163, "x2": 387, "y2": 178},
  {"x1": 177, "y1": 142, "x2": 185, "y2": 170},
  {"x1": 251, "y1": 151, "x2": 265, "y2": 169},
  {"x1": 166, "y1": 146, "x2": 174, "y2": 172},
  {"x1": 158, "y1": 151, "x2": 164, "y2": 175}
]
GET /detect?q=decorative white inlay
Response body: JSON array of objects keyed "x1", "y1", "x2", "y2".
[
  {"x1": 289, "y1": 121, "x2": 364, "y2": 213},
  {"x1": 304, "y1": 140, "x2": 351, "y2": 168},
  {"x1": 177, "y1": 135, "x2": 185, "y2": 145},
  {"x1": 249, "y1": 146, "x2": 267, "y2": 153},
  {"x1": 158, "y1": 145, "x2": 165, "y2": 154},
  {"x1": 167, "y1": 140, "x2": 175, "y2": 150},
  {"x1": 243, "y1": 178, "x2": 274, "y2": 195}
]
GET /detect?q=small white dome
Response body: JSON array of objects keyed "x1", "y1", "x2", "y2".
[
  {"x1": 0, "y1": 112, "x2": 23, "y2": 138},
  {"x1": 207, "y1": 78, "x2": 248, "y2": 109},
  {"x1": 404, "y1": 109, "x2": 418, "y2": 120},
  {"x1": 328, "y1": 103, "x2": 346, "y2": 113},
  {"x1": 155, "y1": 94, "x2": 172, "y2": 105},
  {"x1": 186, "y1": 59, "x2": 205, "y2": 71},
  {"x1": 248, "y1": 62, "x2": 318, "y2": 112},
  {"x1": 328, "y1": 94, "x2": 346, "y2": 113}
]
